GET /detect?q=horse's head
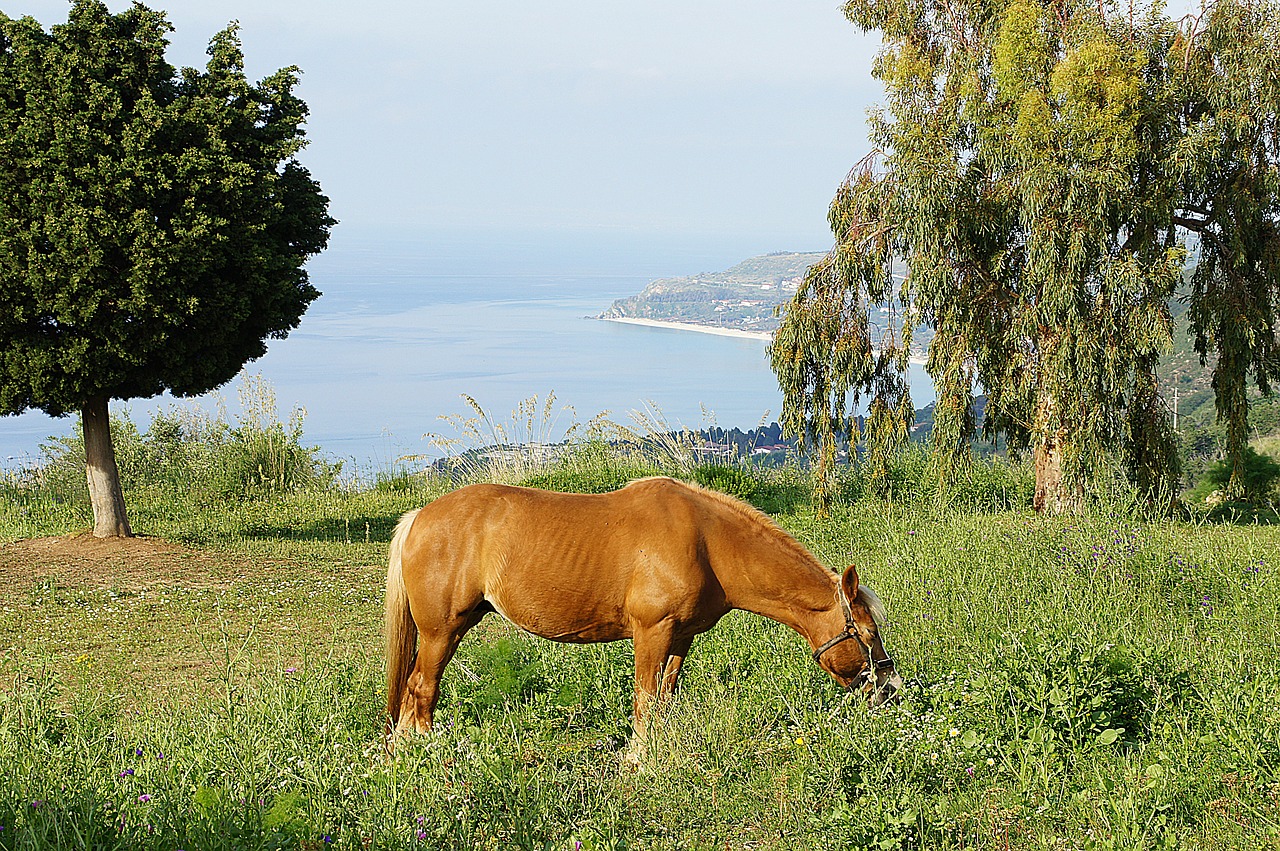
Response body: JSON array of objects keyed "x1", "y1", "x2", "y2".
[{"x1": 812, "y1": 565, "x2": 903, "y2": 707}]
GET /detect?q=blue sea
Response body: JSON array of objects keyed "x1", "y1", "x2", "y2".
[{"x1": 2, "y1": 231, "x2": 936, "y2": 472}]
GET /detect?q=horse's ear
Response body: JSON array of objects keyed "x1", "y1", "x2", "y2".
[{"x1": 841, "y1": 564, "x2": 859, "y2": 600}]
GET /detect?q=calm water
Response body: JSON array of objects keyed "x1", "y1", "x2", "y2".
[{"x1": 2, "y1": 234, "x2": 935, "y2": 470}]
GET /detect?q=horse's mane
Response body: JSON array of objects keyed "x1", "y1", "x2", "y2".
[
  {"x1": 627, "y1": 476, "x2": 835, "y2": 584},
  {"x1": 857, "y1": 584, "x2": 887, "y2": 630},
  {"x1": 627, "y1": 476, "x2": 887, "y2": 627}
]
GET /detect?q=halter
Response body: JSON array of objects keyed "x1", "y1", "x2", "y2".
[{"x1": 811, "y1": 583, "x2": 895, "y2": 685}]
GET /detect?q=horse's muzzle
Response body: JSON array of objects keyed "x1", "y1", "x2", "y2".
[{"x1": 865, "y1": 670, "x2": 904, "y2": 708}]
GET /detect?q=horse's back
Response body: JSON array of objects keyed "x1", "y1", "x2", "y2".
[{"x1": 398, "y1": 479, "x2": 724, "y2": 641}]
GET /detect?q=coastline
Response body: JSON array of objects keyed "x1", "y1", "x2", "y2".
[
  {"x1": 598, "y1": 316, "x2": 927, "y2": 365},
  {"x1": 599, "y1": 316, "x2": 773, "y2": 341}
]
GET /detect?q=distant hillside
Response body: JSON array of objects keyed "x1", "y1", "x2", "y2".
[
  {"x1": 598, "y1": 252, "x2": 824, "y2": 333},
  {"x1": 602, "y1": 255, "x2": 1280, "y2": 450}
]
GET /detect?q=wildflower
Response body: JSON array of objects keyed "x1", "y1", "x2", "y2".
[
  {"x1": 285, "y1": 667, "x2": 297, "y2": 675},
  {"x1": 949, "y1": 728, "x2": 960, "y2": 737},
  {"x1": 138, "y1": 794, "x2": 152, "y2": 803},
  {"x1": 986, "y1": 758, "x2": 995, "y2": 766},
  {"x1": 136, "y1": 748, "x2": 144, "y2": 757},
  {"x1": 417, "y1": 830, "x2": 428, "y2": 841},
  {"x1": 120, "y1": 769, "x2": 134, "y2": 777},
  {"x1": 30, "y1": 800, "x2": 42, "y2": 810},
  {"x1": 965, "y1": 766, "x2": 974, "y2": 776},
  {"x1": 795, "y1": 736, "x2": 805, "y2": 746}
]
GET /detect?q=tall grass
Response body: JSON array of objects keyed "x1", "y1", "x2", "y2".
[
  {"x1": 0, "y1": 376, "x2": 342, "y2": 540},
  {"x1": 3, "y1": 392, "x2": 1279, "y2": 848}
]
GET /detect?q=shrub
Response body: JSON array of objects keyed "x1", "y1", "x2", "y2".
[
  {"x1": 1189, "y1": 445, "x2": 1280, "y2": 507},
  {"x1": 16, "y1": 378, "x2": 338, "y2": 507},
  {"x1": 691, "y1": 463, "x2": 757, "y2": 501},
  {"x1": 971, "y1": 631, "x2": 1189, "y2": 749},
  {"x1": 517, "y1": 441, "x2": 662, "y2": 494}
]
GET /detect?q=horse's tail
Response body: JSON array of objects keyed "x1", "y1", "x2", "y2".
[{"x1": 385, "y1": 508, "x2": 421, "y2": 732}]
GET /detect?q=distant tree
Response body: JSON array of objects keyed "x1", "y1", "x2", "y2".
[
  {"x1": 773, "y1": 0, "x2": 1279, "y2": 512},
  {"x1": 1171, "y1": 0, "x2": 1280, "y2": 496},
  {"x1": 0, "y1": 1, "x2": 333, "y2": 536}
]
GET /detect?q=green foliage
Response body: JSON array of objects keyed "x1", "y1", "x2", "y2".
[
  {"x1": 518, "y1": 441, "x2": 663, "y2": 494},
  {"x1": 973, "y1": 631, "x2": 1187, "y2": 749},
  {"x1": 5, "y1": 380, "x2": 338, "y2": 524},
  {"x1": 0, "y1": 1, "x2": 332, "y2": 534},
  {"x1": 781, "y1": 0, "x2": 1280, "y2": 515},
  {"x1": 0, "y1": 1, "x2": 333, "y2": 418},
  {"x1": 3, "y1": 446, "x2": 1280, "y2": 847},
  {"x1": 837, "y1": 444, "x2": 1036, "y2": 511},
  {"x1": 449, "y1": 638, "x2": 550, "y2": 719},
  {"x1": 691, "y1": 463, "x2": 757, "y2": 500},
  {"x1": 1189, "y1": 446, "x2": 1280, "y2": 512}
]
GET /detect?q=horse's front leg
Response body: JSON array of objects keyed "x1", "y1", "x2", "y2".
[{"x1": 627, "y1": 624, "x2": 692, "y2": 761}]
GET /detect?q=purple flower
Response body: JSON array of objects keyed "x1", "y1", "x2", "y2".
[
  {"x1": 417, "y1": 830, "x2": 428, "y2": 841},
  {"x1": 30, "y1": 800, "x2": 42, "y2": 810},
  {"x1": 285, "y1": 667, "x2": 297, "y2": 675},
  {"x1": 136, "y1": 748, "x2": 144, "y2": 757},
  {"x1": 120, "y1": 769, "x2": 134, "y2": 778},
  {"x1": 138, "y1": 794, "x2": 152, "y2": 803}
]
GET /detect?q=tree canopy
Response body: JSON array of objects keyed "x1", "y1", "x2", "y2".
[
  {"x1": 771, "y1": 0, "x2": 1280, "y2": 512},
  {"x1": 0, "y1": 1, "x2": 333, "y2": 535}
]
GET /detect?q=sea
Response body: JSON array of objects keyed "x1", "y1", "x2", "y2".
[{"x1": 1, "y1": 230, "x2": 936, "y2": 473}]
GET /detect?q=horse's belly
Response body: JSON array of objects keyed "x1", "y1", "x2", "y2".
[{"x1": 484, "y1": 590, "x2": 630, "y2": 643}]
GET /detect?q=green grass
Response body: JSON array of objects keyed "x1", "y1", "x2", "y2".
[{"x1": 2, "y1": 428, "x2": 1279, "y2": 848}]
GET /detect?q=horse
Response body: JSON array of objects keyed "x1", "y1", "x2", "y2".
[{"x1": 384, "y1": 477, "x2": 902, "y2": 749}]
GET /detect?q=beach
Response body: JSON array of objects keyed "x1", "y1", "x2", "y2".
[
  {"x1": 599, "y1": 315, "x2": 929, "y2": 365},
  {"x1": 599, "y1": 316, "x2": 774, "y2": 341}
]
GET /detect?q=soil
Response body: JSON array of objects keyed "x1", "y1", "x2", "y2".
[{"x1": 0, "y1": 532, "x2": 245, "y2": 595}]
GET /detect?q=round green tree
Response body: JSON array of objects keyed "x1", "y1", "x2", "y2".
[{"x1": 0, "y1": 1, "x2": 333, "y2": 536}]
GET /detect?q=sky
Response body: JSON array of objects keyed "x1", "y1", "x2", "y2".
[{"x1": 14, "y1": 0, "x2": 885, "y2": 254}]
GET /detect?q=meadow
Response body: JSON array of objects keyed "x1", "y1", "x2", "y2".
[{"x1": 0, "y1": 402, "x2": 1277, "y2": 850}]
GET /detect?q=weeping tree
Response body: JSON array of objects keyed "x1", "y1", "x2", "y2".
[
  {"x1": 0, "y1": 2, "x2": 333, "y2": 536},
  {"x1": 1172, "y1": 0, "x2": 1280, "y2": 497},
  {"x1": 773, "y1": 0, "x2": 1279, "y2": 513}
]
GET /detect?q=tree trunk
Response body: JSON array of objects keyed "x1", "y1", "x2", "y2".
[
  {"x1": 1031, "y1": 378, "x2": 1083, "y2": 515},
  {"x1": 83, "y1": 395, "x2": 132, "y2": 538}
]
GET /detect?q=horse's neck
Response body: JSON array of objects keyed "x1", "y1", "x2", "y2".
[{"x1": 715, "y1": 534, "x2": 841, "y2": 648}]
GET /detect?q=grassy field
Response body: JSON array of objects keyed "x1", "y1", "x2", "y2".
[{"x1": 1, "y1": 435, "x2": 1279, "y2": 849}]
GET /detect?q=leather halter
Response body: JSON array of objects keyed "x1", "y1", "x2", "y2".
[{"x1": 811, "y1": 584, "x2": 895, "y2": 681}]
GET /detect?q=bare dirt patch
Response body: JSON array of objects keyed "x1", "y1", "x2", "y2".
[{"x1": 0, "y1": 532, "x2": 248, "y2": 595}]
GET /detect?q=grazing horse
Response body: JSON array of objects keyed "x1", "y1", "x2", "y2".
[{"x1": 384, "y1": 477, "x2": 901, "y2": 746}]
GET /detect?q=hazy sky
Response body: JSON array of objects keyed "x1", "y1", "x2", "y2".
[{"x1": 16, "y1": 1, "x2": 884, "y2": 252}]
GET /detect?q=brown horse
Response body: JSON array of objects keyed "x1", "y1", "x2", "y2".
[{"x1": 384, "y1": 477, "x2": 901, "y2": 746}]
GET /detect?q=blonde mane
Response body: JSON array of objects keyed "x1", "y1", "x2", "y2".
[
  {"x1": 628, "y1": 476, "x2": 838, "y2": 584},
  {"x1": 629, "y1": 477, "x2": 887, "y2": 626},
  {"x1": 857, "y1": 584, "x2": 887, "y2": 629}
]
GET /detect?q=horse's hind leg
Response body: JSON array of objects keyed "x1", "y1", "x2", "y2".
[{"x1": 394, "y1": 611, "x2": 484, "y2": 739}]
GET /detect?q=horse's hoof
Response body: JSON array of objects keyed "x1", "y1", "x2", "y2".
[{"x1": 621, "y1": 741, "x2": 646, "y2": 769}]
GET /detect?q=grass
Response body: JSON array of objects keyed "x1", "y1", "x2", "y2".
[{"x1": 1, "y1": 405, "x2": 1279, "y2": 849}]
